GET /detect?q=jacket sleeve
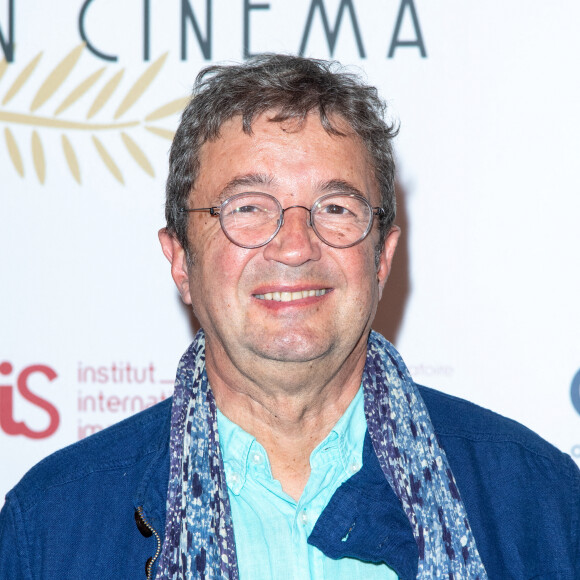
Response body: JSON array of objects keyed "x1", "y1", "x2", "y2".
[
  {"x1": 0, "y1": 496, "x2": 31, "y2": 580},
  {"x1": 571, "y1": 456, "x2": 580, "y2": 577}
]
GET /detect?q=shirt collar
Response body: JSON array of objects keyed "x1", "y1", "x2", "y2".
[{"x1": 217, "y1": 385, "x2": 366, "y2": 495}]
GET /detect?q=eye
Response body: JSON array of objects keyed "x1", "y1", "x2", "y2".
[
  {"x1": 319, "y1": 203, "x2": 353, "y2": 216},
  {"x1": 234, "y1": 204, "x2": 262, "y2": 214},
  {"x1": 326, "y1": 204, "x2": 347, "y2": 214}
]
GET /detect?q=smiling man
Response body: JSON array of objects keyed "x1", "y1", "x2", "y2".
[{"x1": 1, "y1": 55, "x2": 578, "y2": 580}]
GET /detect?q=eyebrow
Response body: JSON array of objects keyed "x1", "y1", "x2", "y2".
[
  {"x1": 214, "y1": 176, "x2": 367, "y2": 205},
  {"x1": 217, "y1": 173, "x2": 275, "y2": 204},
  {"x1": 317, "y1": 179, "x2": 366, "y2": 198}
]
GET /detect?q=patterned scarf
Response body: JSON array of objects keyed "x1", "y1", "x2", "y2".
[{"x1": 155, "y1": 330, "x2": 487, "y2": 579}]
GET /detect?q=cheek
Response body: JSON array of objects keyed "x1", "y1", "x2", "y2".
[
  {"x1": 197, "y1": 242, "x2": 255, "y2": 301},
  {"x1": 345, "y1": 248, "x2": 380, "y2": 304},
  {"x1": 345, "y1": 245, "x2": 377, "y2": 279}
]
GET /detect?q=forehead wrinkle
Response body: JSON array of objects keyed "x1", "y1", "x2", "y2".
[{"x1": 218, "y1": 173, "x2": 276, "y2": 203}]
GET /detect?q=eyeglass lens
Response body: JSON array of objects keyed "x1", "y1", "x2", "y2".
[{"x1": 219, "y1": 192, "x2": 373, "y2": 249}]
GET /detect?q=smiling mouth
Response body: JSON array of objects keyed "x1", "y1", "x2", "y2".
[{"x1": 253, "y1": 289, "x2": 330, "y2": 302}]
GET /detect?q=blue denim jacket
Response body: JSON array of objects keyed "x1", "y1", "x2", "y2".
[{"x1": 1, "y1": 386, "x2": 578, "y2": 579}]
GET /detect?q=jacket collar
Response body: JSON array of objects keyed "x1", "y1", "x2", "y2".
[
  {"x1": 308, "y1": 431, "x2": 419, "y2": 580},
  {"x1": 132, "y1": 400, "x2": 171, "y2": 537}
]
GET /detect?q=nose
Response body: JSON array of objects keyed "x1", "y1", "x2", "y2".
[{"x1": 262, "y1": 206, "x2": 322, "y2": 266}]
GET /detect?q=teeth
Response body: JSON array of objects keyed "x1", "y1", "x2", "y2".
[{"x1": 255, "y1": 289, "x2": 328, "y2": 301}]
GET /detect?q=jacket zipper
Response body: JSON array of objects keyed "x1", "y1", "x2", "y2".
[{"x1": 137, "y1": 505, "x2": 162, "y2": 580}]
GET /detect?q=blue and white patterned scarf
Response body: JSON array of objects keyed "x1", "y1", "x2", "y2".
[{"x1": 155, "y1": 330, "x2": 487, "y2": 579}]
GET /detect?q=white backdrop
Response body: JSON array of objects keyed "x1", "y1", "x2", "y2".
[{"x1": 1, "y1": 0, "x2": 579, "y2": 505}]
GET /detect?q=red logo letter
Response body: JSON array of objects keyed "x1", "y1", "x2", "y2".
[{"x1": 0, "y1": 362, "x2": 60, "y2": 439}]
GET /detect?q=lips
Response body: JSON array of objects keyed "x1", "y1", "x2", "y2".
[{"x1": 253, "y1": 289, "x2": 329, "y2": 302}]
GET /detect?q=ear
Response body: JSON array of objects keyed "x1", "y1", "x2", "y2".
[
  {"x1": 376, "y1": 226, "x2": 400, "y2": 300},
  {"x1": 158, "y1": 228, "x2": 192, "y2": 305}
]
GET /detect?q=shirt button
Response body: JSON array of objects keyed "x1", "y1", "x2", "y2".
[
  {"x1": 251, "y1": 452, "x2": 264, "y2": 465},
  {"x1": 229, "y1": 472, "x2": 241, "y2": 484},
  {"x1": 300, "y1": 510, "x2": 308, "y2": 524},
  {"x1": 348, "y1": 461, "x2": 361, "y2": 474}
]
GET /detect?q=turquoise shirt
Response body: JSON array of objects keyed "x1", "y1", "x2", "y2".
[{"x1": 217, "y1": 388, "x2": 398, "y2": 579}]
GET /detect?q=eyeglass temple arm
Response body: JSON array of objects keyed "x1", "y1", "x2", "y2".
[{"x1": 179, "y1": 207, "x2": 221, "y2": 216}]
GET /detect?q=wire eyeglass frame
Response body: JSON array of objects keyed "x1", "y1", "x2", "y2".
[{"x1": 179, "y1": 191, "x2": 385, "y2": 249}]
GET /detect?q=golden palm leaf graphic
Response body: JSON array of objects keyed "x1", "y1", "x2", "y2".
[{"x1": 0, "y1": 44, "x2": 189, "y2": 185}]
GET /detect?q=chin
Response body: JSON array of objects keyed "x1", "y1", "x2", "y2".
[{"x1": 247, "y1": 333, "x2": 333, "y2": 363}]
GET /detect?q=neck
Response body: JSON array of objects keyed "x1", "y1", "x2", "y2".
[{"x1": 206, "y1": 337, "x2": 368, "y2": 500}]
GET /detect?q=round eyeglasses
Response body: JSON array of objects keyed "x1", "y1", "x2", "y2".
[{"x1": 180, "y1": 192, "x2": 385, "y2": 249}]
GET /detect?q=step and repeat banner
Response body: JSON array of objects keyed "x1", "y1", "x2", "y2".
[{"x1": 1, "y1": 0, "x2": 579, "y2": 502}]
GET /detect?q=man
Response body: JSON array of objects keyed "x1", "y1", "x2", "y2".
[{"x1": 0, "y1": 55, "x2": 578, "y2": 580}]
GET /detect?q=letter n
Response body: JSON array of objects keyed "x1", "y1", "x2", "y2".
[
  {"x1": 299, "y1": 0, "x2": 365, "y2": 58},
  {"x1": 0, "y1": 0, "x2": 14, "y2": 63},
  {"x1": 388, "y1": 0, "x2": 426, "y2": 58},
  {"x1": 181, "y1": 0, "x2": 212, "y2": 60}
]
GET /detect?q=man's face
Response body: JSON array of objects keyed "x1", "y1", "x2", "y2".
[{"x1": 161, "y1": 112, "x2": 398, "y2": 380}]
